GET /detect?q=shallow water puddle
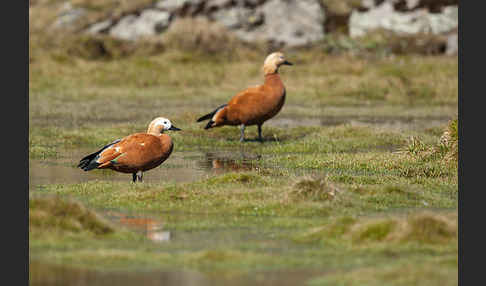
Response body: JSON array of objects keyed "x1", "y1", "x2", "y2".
[
  {"x1": 101, "y1": 208, "x2": 275, "y2": 244},
  {"x1": 29, "y1": 149, "x2": 262, "y2": 189},
  {"x1": 31, "y1": 208, "x2": 328, "y2": 286},
  {"x1": 105, "y1": 210, "x2": 171, "y2": 242},
  {"x1": 30, "y1": 260, "x2": 325, "y2": 286},
  {"x1": 196, "y1": 151, "x2": 262, "y2": 174}
]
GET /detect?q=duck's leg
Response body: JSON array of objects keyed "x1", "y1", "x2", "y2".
[
  {"x1": 137, "y1": 171, "x2": 143, "y2": 182},
  {"x1": 239, "y1": 124, "x2": 246, "y2": 142},
  {"x1": 132, "y1": 173, "x2": 137, "y2": 183},
  {"x1": 257, "y1": 124, "x2": 263, "y2": 143}
]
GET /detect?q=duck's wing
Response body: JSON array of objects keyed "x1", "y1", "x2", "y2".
[
  {"x1": 228, "y1": 86, "x2": 263, "y2": 106},
  {"x1": 96, "y1": 134, "x2": 160, "y2": 169},
  {"x1": 77, "y1": 138, "x2": 122, "y2": 171}
]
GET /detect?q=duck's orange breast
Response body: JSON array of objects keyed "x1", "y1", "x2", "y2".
[
  {"x1": 97, "y1": 133, "x2": 173, "y2": 173},
  {"x1": 224, "y1": 74, "x2": 286, "y2": 126}
]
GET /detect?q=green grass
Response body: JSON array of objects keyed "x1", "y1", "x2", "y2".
[{"x1": 29, "y1": 6, "x2": 458, "y2": 283}]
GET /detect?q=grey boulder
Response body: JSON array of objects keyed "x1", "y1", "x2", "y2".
[{"x1": 109, "y1": 9, "x2": 171, "y2": 41}]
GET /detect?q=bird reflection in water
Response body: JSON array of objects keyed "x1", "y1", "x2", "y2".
[
  {"x1": 106, "y1": 211, "x2": 170, "y2": 242},
  {"x1": 198, "y1": 152, "x2": 262, "y2": 174}
]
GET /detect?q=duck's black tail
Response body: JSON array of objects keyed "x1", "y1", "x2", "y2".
[
  {"x1": 77, "y1": 139, "x2": 121, "y2": 171},
  {"x1": 78, "y1": 151, "x2": 101, "y2": 171},
  {"x1": 196, "y1": 104, "x2": 227, "y2": 129}
]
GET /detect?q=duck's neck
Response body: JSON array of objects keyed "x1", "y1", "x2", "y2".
[
  {"x1": 264, "y1": 73, "x2": 283, "y2": 86},
  {"x1": 147, "y1": 127, "x2": 164, "y2": 136},
  {"x1": 263, "y1": 63, "x2": 278, "y2": 76}
]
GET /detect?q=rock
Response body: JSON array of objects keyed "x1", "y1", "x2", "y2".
[
  {"x1": 426, "y1": 5, "x2": 458, "y2": 34},
  {"x1": 395, "y1": 0, "x2": 458, "y2": 13},
  {"x1": 155, "y1": 0, "x2": 205, "y2": 15},
  {"x1": 349, "y1": 2, "x2": 458, "y2": 37},
  {"x1": 445, "y1": 32, "x2": 457, "y2": 55},
  {"x1": 404, "y1": 0, "x2": 420, "y2": 9},
  {"x1": 360, "y1": 0, "x2": 376, "y2": 10},
  {"x1": 156, "y1": 0, "x2": 198, "y2": 10},
  {"x1": 237, "y1": 0, "x2": 266, "y2": 7},
  {"x1": 360, "y1": 0, "x2": 458, "y2": 12},
  {"x1": 52, "y1": 3, "x2": 86, "y2": 29},
  {"x1": 205, "y1": 0, "x2": 234, "y2": 11},
  {"x1": 86, "y1": 20, "x2": 113, "y2": 35},
  {"x1": 210, "y1": 6, "x2": 263, "y2": 30},
  {"x1": 108, "y1": 9, "x2": 171, "y2": 41},
  {"x1": 233, "y1": 0, "x2": 326, "y2": 47}
]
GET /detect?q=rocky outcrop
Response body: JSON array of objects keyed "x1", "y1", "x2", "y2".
[
  {"x1": 81, "y1": 0, "x2": 326, "y2": 47},
  {"x1": 349, "y1": 1, "x2": 458, "y2": 37},
  {"x1": 107, "y1": 10, "x2": 171, "y2": 41},
  {"x1": 52, "y1": 3, "x2": 86, "y2": 29},
  {"x1": 347, "y1": 0, "x2": 458, "y2": 55},
  {"x1": 445, "y1": 28, "x2": 458, "y2": 56},
  {"x1": 51, "y1": 0, "x2": 458, "y2": 54},
  {"x1": 211, "y1": 0, "x2": 325, "y2": 47}
]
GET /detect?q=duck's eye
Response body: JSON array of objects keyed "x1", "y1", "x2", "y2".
[{"x1": 164, "y1": 121, "x2": 167, "y2": 124}]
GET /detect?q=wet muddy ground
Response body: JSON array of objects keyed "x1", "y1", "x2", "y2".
[
  {"x1": 29, "y1": 113, "x2": 450, "y2": 187},
  {"x1": 29, "y1": 149, "x2": 261, "y2": 187},
  {"x1": 28, "y1": 114, "x2": 456, "y2": 286},
  {"x1": 30, "y1": 259, "x2": 325, "y2": 286},
  {"x1": 30, "y1": 204, "x2": 331, "y2": 285}
]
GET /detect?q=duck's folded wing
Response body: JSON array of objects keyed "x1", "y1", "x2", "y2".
[
  {"x1": 78, "y1": 138, "x2": 122, "y2": 170},
  {"x1": 97, "y1": 134, "x2": 155, "y2": 168}
]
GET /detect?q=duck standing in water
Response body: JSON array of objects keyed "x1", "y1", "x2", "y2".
[
  {"x1": 196, "y1": 52, "x2": 293, "y2": 142},
  {"x1": 78, "y1": 117, "x2": 181, "y2": 182}
]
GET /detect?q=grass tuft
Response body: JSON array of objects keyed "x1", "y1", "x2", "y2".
[
  {"x1": 437, "y1": 118, "x2": 458, "y2": 162},
  {"x1": 295, "y1": 211, "x2": 457, "y2": 246},
  {"x1": 291, "y1": 175, "x2": 339, "y2": 201},
  {"x1": 398, "y1": 117, "x2": 458, "y2": 164},
  {"x1": 293, "y1": 216, "x2": 356, "y2": 244},
  {"x1": 351, "y1": 219, "x2": 397, "y2": 243},
  {"x1": 29, "y1": 195, "x2": 114, "y2": 235},
  {"x1": 402, "y1": 136, "x2": 429, "y2": 156},
  {"x1": 401, "y1": 213, "x2": 457, "y2": 244}
]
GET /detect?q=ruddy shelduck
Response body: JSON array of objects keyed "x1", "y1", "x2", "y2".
[
  {"x1": 196, "y1": 52, "x2": 293, "y2": 142},
  {"x1": 78, "y1": 117, "x2": 181, "y2": 182}
]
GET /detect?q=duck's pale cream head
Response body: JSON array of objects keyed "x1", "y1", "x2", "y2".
[
  {"x1": 263, "y1": 52, "x2": 293, "y2": 75},
  {"x1": 147, "y1": 117, "x2": 181, "y2": 135}
]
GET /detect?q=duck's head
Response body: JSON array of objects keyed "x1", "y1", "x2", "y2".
[
  {"x1": 262, "y1": 52, "x2": 293, "y2": 76},
  {"x1": 147, "y1": 117, "x2": 181, "y2": 135}
]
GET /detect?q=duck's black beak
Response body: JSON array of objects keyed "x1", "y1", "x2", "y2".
[
  {"x1": 282, "y1": 60, "x2": 293, "y2": 66},
  {"x1": 169, "y1": 126, "x2": 181, "y2": 131}
]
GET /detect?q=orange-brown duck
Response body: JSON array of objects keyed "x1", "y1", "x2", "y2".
[
  {"x1": 197, "y1": 52, "x2": 293, "y2": 142},
  {"x1": 78, "y1": 117, "x2": 181, "y2": 182}
]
